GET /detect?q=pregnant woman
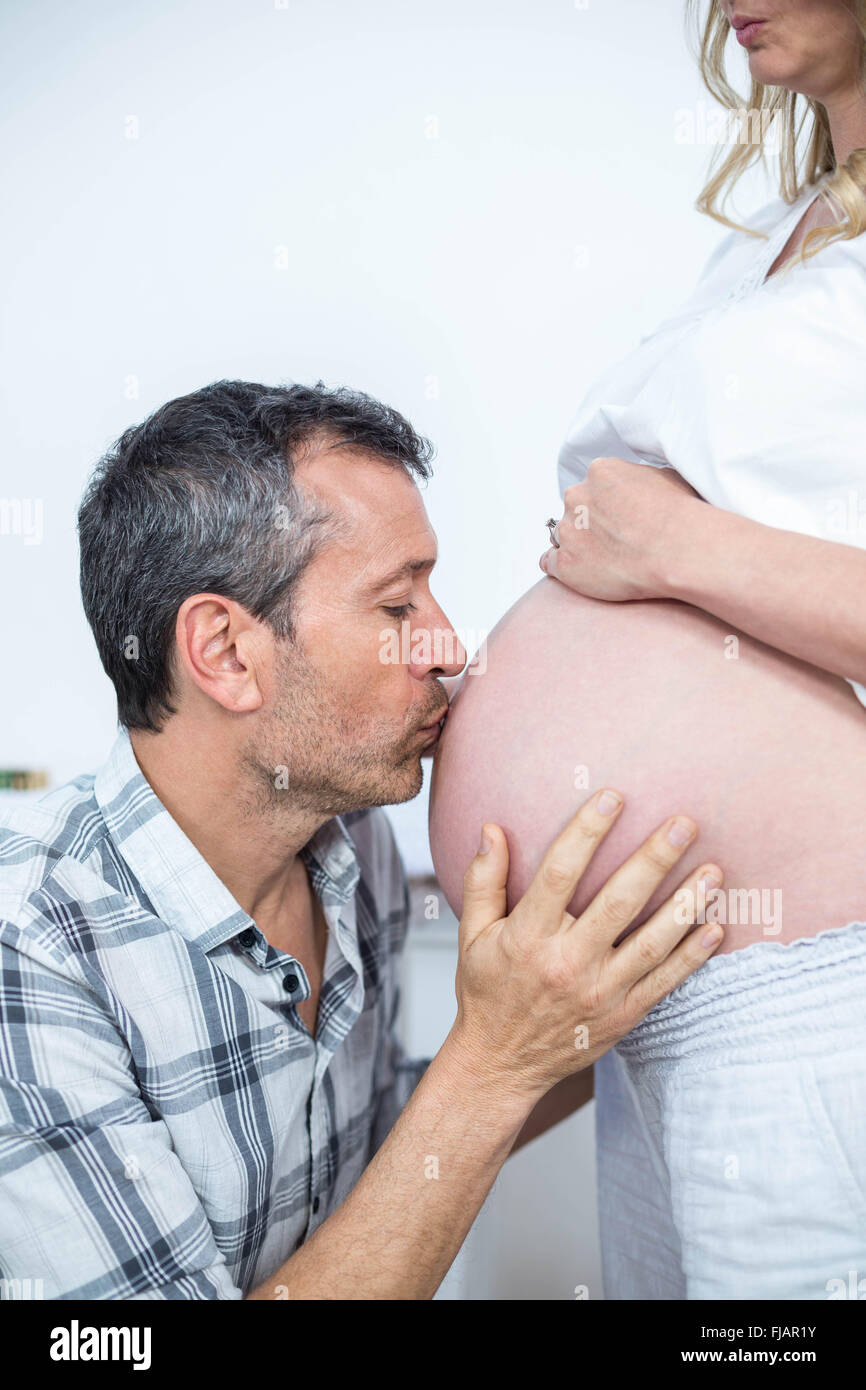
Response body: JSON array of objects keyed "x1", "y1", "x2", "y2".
[{"x1": 429, "y1": 0, "x2": 866, "y2": 1298}]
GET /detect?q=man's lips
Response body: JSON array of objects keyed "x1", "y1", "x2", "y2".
[{"x1": 417, "y1": 706, "x2": 449, "y2": 742}]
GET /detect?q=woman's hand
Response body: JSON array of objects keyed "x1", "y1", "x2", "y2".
[{"x1": 540, "y1": 456, "x2": 703, "y2": 601}]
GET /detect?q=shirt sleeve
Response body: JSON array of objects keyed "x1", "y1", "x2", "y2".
[
  {"x1": 370, "y1": 842, "x2": 434, "y2": 1154},
  {"x1": 0, "y1": 930, "x2": 241, "y2": 1300},
  {"x1": 368, "y1": 1001, "x2": 433, "y2": 1156}
]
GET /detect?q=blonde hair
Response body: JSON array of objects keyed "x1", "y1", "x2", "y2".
[{"x1": 686, "y1": 0, "x2": 866, "y2": 267}]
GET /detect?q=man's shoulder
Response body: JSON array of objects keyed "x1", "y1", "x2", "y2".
[{"x1": 0, "y1": 773, "x2": 125, "y2": 967}]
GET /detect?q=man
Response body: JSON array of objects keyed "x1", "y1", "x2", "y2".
[{"x1": 0, "y1": 380, "x2": 724, "y2": 1299}]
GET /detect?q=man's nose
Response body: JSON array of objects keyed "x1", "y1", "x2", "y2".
[
  {"x1": 407, "y1": 610, "x2": 467, "y2": 679},
  {"x1": 438, "y1": 626, "x2": 468, "y2": 677}
]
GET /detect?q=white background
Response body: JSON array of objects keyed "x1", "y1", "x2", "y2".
[
  {"x1": 0, "y1": 0, "x2": 773, "y2": 803},
  {"x1": 1, "y1": 0, "x2": 774, "y2": 1298}
]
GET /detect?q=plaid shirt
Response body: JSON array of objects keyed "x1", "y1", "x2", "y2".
[{"x1": 0, "y1": 728, "x2": 430, "y2": 1300}]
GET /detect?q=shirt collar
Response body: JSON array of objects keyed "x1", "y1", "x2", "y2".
[{"x1": 94, "y1": 726, "x2": 361, "y2": 954}]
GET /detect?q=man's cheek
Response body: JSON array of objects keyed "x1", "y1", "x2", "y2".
[{"x1": 302, "y1": 623, "x2": 366, "y2": 673}]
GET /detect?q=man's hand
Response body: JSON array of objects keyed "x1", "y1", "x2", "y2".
[
  {"x1": 447, "y1": 787, "x2": 723, "y2": 1106},
  {"x1": 249, "y1": 787, "x2": 723, "y2": 1300},
  {"x1": 539, "y1": 456, "x2": 703, "y2": 601}
]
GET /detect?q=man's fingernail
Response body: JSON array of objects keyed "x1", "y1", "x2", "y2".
[
  {"x1": 701, "y1": 927, "x2": 723, "y2": 949},
  {"x1": 479, "y1": 829, "x2": 491, "y2": 854},
  {"x1": 596, "y1": 790, "x2": 622, "y2": 816},
  {"x1": 667, "y1": 817, "x2": 695, "y2": 846}
]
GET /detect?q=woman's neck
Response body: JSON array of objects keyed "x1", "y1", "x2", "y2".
[{"x1": 824, "y1": 85, "x2": 866, "y2": 166}]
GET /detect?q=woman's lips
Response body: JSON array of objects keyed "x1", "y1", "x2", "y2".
[{"x1": 736, "y1": 19, "x2": 767, "y2": 45}]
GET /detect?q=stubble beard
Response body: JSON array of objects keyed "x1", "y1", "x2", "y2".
[{"x1": 239, "y1": 646, "x2": 426, "y2": 818}]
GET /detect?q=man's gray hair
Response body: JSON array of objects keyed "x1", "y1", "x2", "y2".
[{"x1": 78, "y1": 379, "x2": 434, "y2": 732}]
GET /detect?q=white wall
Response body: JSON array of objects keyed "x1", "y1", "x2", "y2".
[
  {"x1": 1, "y1": 0, "x2": 776, "y2": 1299},
  {"x1": 0, "y1": 0, "x2": 774, "y2": 793}
]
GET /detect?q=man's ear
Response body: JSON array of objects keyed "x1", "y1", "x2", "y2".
[{"x1": 174, "y1": 594, "x2": 265, "y2": 715}]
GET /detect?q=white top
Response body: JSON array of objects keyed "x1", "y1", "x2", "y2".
[{"x1": 558, "y1": 173, "x2": 866, "y2": 708}]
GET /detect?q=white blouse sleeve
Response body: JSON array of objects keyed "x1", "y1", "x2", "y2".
[{"x1": 556, "y1": 194, "x2": 866, "y2": 709}]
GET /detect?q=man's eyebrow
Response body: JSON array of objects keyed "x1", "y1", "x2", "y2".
[{"x1": 362, "y1": 557, "x2": 437, "y2": 596}]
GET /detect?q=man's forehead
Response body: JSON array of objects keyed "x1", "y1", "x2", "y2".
[
  {"x1": 296, "y1": 440, "x2": 416, "y2": 510},
  {"x1": 295, "y1": 443, "x2": 437, "y2": 589}
]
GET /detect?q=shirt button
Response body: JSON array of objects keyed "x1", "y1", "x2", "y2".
[
  {"x1": 312, "y1": 1196, "x2": 320, "y2": 1214},
  {"x1": 283, "y1": 972, "x2": 300, "y2": 993},
  {"x1": 238, "y1": 928, "x2": 256, "y2": 949}
]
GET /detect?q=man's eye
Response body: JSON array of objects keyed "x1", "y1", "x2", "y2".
[{"x1": 383, "y1": 603, "x2": 417, "y2": 619}]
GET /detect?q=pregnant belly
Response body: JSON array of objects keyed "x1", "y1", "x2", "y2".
[{"x1": 428, "y1": 577, "x2": 866, "y2": 955}]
